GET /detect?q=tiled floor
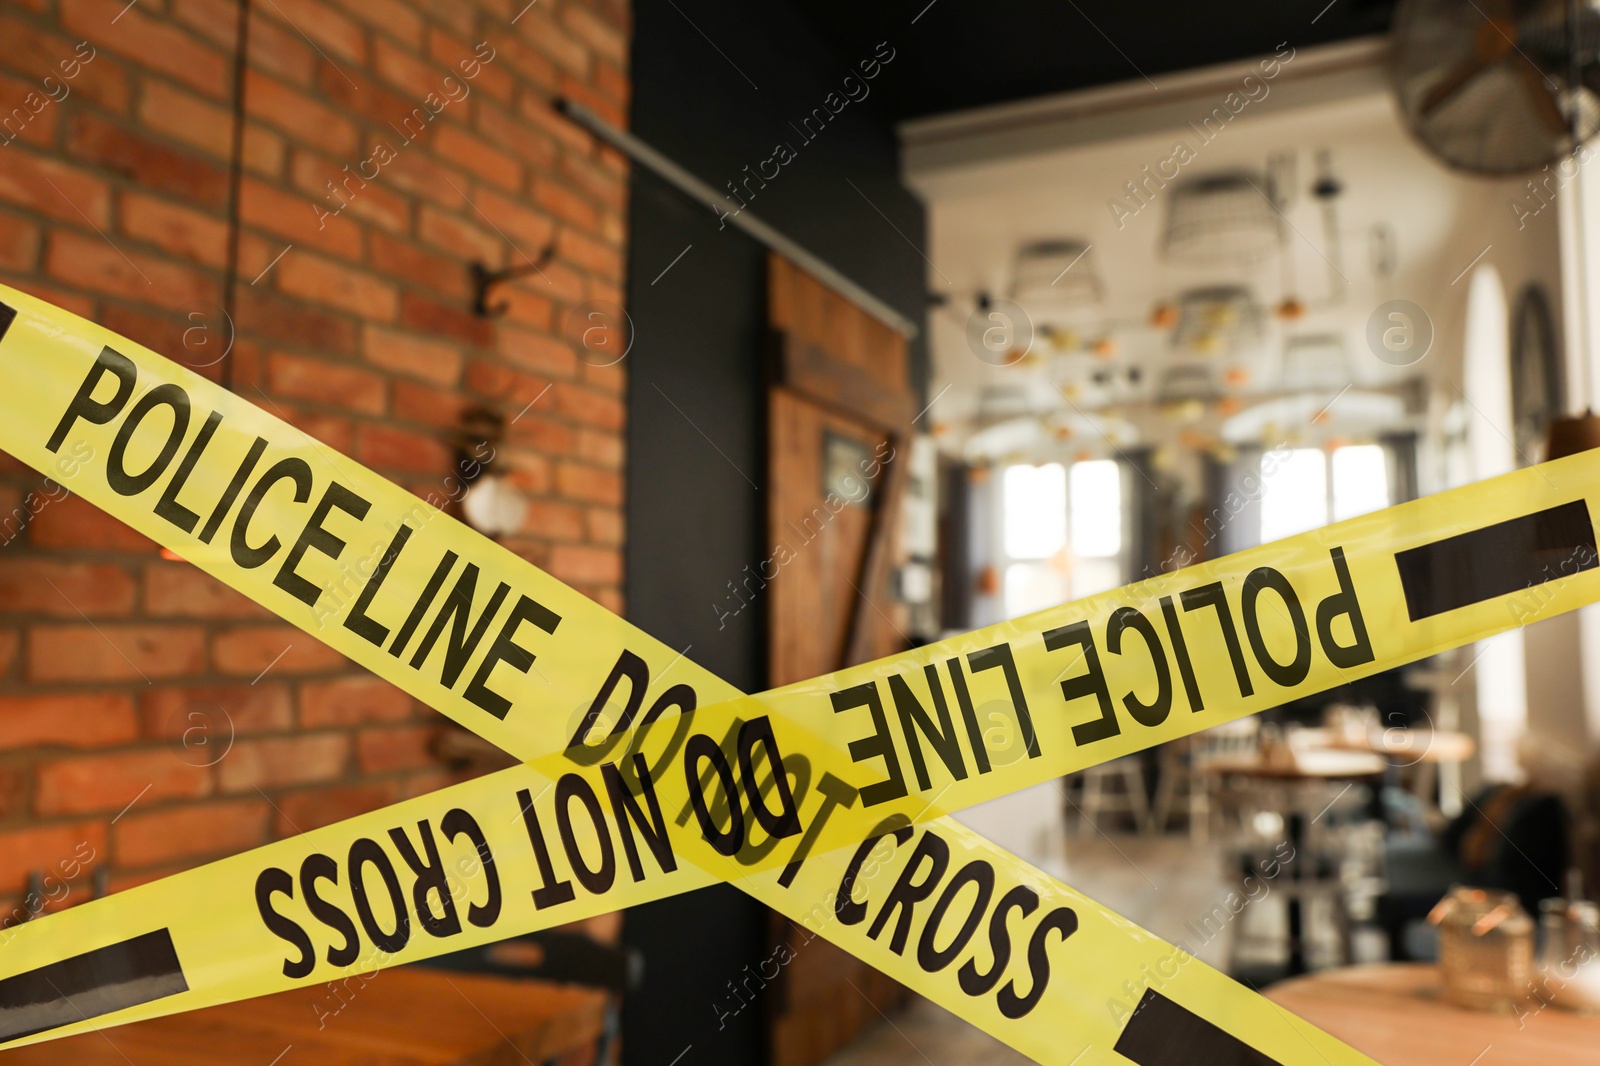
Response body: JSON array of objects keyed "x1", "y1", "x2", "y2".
[
  {"x1": 818, "y1": 780, "x2": 1361, "y2": 1066},
  {"x1": 819, "y1": 829, "x2": 1237, "y2": 1066}
]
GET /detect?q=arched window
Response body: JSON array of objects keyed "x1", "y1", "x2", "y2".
[{"x1": 1463, "y1": 263, "x2": 1526, "y2": 782}]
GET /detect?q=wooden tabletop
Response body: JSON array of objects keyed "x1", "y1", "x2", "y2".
[
  {"x1": 1310, "y1": 729, "x2": 1477, "y2": 764},
  {"x1": 0, "y1": 966, "x2": 608, "y2": 1065},
  {"x1": 1202, "y1": 748, "x2": 1388, "y2": 780},
  {"x1": 1266, "y1": 963, "x2": 1600, "y2": 1065}
]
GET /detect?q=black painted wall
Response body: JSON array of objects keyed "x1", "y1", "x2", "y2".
[
  {"x1": 794, "y1": 0, "x2": 1396, "y2": 119},
  {"x1": 621, "y1": 1, "x2": 927, "y2": 1064},
  {"x1": 620, "y1": 165, "x2": 770, "y2": 1066}
]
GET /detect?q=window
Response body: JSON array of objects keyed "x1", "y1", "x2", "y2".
[
  {"x1": 1259, "y1": 445, "x2": 1391, "y2": 542},
  {"x1": 1330, "y1": 444, "x2": 1389, "y2": 522},
  {"x1": 1003, "y1": 562, "x2": 1067, "y2": 620},
  {"x1": 1002, "y1": 463, "x2": 1068, "y2": 619},
  {"x1": 1002, "y1": 463, "x2": 1066, "y2": 559},
  {"x1": 1070, "y1": 461, "x2": 1121, "y2": 557},
  {"x1": 1260, "y1": 448, "x2": 1328, "y2": 541},
  {"x1": 1462, "y1": 262, "x2": 1524, "y2": 783},
  {"x1": 999, "y1": 460, "x2": 1124, "y2": 618},
  {"x1": 1068, "y1": 460, "x2": 1122, "y2": 599}
]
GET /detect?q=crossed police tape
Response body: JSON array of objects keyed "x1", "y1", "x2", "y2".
[{"x1": 0, "y1": 282, "x2": 1596, "y2": 1062}]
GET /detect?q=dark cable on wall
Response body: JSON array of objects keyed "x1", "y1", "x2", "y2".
[{"x1": 219, "y1": 0, "x2": 252, "y2": 393}]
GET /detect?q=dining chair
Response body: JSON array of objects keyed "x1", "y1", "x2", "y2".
[{"x1": 1148, "y1": 718, "x2": 1262, "y2": 841}]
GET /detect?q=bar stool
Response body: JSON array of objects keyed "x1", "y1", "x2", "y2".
[{"x1": 1070, "y1": 755, "x2": 1151, "y2": 835}]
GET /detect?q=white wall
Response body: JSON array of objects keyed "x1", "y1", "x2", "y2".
[{"x1": 1563, "y1": 162, "x2": 1600, "y2": 754}]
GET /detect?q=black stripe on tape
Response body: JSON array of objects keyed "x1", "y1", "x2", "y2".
[
  {"x1": 0, "y1": 928, "x2": 188, "y2": 1043},
  {"x1": 0, "y1": 301, "x2": 14, "y2": 344},
  {"x1": 1393, "y1": 499, "x2": 1598, "y2": 622},
  {"x1": 1115, "y1": 989, "x2": 1283, "y2": 1065}
]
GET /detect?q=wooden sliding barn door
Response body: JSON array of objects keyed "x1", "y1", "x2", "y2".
[
  {"x1": 763, "y1": 254, "x2": 915, "y2": 1066},
  {"x1": 766, "y1": 255, "x2": 913, "y2": 686},
  {"x1": 766, "y1": 395, "x2": 898, "y2": 684}
]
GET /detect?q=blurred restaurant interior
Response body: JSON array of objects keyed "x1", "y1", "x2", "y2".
[{"x1": 3, "y1": 0, "x2": 1600, "y2": 1063}]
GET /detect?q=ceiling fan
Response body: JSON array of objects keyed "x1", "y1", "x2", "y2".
[
  {"x1": 1392, "y1": 0, "x2": 1600, "y2": 174},
  {"x1": 1393, "y1": 0, "x2": 1600, "y2": 462}
]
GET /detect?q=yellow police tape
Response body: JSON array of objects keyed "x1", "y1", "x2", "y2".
[{"x1": 2, "y1": 281, "x2": 1597, "y2": 1060}]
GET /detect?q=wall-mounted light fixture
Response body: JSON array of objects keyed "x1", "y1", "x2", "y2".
[{"x1": 453, "y1": 406, "x2": 529, "y2": 538}]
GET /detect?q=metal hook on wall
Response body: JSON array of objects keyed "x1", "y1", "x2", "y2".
[{"x1": 470, "y1": 243, "x2": 556, "y2": 317}]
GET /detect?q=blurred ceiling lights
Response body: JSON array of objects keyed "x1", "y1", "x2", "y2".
[
  {"x1": 963, "y1": 410, "x2": 1139, "y2": 465},
  {"x1": 1282, "y1": 332, "x2": 1352, "y2": 392},
  {"x1": 1161, "y1": 170, "x2": 1283, "y2": 267},
  {"x1": 1157, "y1": 364, "x2": 1221, "y2": 405},
  {"x1": 1010, "y1": 239, "x2": 1102, "y2": 313},
  {"x1": 1170, "y1": 285, "x2": 1264, "y2": 356},
  {"x1": 1220, "y1": 391, "x2": 1408, "y2": 443}
]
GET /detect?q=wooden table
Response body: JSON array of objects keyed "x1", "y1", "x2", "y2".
[
  {"x1": 1267, "y1": 963, "x2": 1600, "y2": 1065},
  {"x1": 0, "y1": 966, "x2": 609, "y2": 1065},
  {"x1": 1312, "y1": 728, "x2": 1477, "y2": 817}
]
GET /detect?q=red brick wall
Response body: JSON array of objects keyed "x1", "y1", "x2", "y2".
[{"x1": 0, "y1": 0, "x2": 629, "y2": 910}]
